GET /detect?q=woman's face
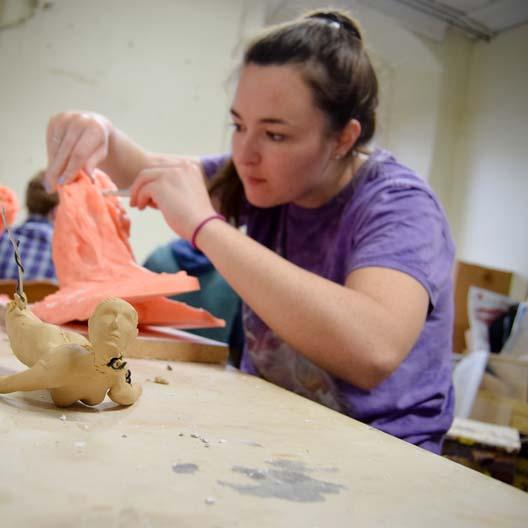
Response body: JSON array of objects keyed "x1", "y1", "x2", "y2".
[{"x1": 231, "y1": 64, "x2": 343, "y2": 209}]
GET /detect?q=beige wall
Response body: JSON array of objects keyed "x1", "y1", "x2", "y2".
[
  {"x1": 1, "y1": 1, "x2": 527, "y2": 277},
  {"x1": 0, "y1": 0, "x2": 252, "y2": 262},
  {"x1": 424, "y1": 30, "x2": 473, "y2": 214},
  {"x1": 449, "y1": 23, "x2": 528, "y2": 275}
]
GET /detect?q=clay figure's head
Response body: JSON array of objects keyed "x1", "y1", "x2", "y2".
[{"x1": 88, "y1": 298, "x2": 138, "y2": 362}]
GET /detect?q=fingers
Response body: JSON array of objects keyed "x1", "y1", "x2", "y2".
[
  {"x1": 134, "y1": 183, "x2": 158, "y2": 210},
  {"x1": 85, "y1": 143, "x2": 108, "y2": 178},
  {"x1": 45, "y1": 112, "x2": 110, "y2": 191},
  {"x1": 129, "y1": 170, "x2": 160, "y2": 210},
  {"x1": 48, "y1": 126, "x2": 84, "y2": 187},
  {"x1": 46, "y1": 116, "x2": 83, "y2": 189},
  {"x1": 60, "y1": 127, "x2": 104, "y2": 183},
  {"x1": 46, "y1": 119, "x2": 63, "y2": 169},
  {"x1": 128, "y1": 164, "x2": 189, "y2": 209}
]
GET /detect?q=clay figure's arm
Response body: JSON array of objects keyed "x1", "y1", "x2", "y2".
[
  {"x1": 108, "y1": 371, "x2": 142, "y2": 406},
  {"x1": 0, "y1": 359, "x2": 65, "y2": 393},
  {"x1": 0, "y1": 343, "x2": 90, "y2": 395}
]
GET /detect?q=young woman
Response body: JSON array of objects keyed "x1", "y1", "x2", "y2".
[{"x1": 44, "y1": 10, "x2": 455, "y2": 453}]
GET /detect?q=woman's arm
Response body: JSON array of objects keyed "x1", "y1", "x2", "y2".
[
  {"x1": 45, "y1": 111, "x2": 202, "y2": 190},
  {"x1": 126, "y1": 160, "x2": 430, "y2": 390},
  {"x1": 99, "y1": 127, "x2": 152, "y2": 189},
  {"x1": 195, "y1": 220, "x2": 429, "y2": 390}
]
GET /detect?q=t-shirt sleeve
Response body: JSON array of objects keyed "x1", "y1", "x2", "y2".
[
  {"x1": 201, "y1": 154, "x2": 230, "y2": 181},
  {"x1": 346, "y1": 182, "x2": 455, "y2": 308}
]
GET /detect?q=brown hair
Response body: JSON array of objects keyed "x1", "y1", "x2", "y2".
[
  {"x1": 209, "y1": 9, "x2": 379, "y2": 224},
  {"x1": 25, "y1": 170, "x2": 59, "y2": 216}
]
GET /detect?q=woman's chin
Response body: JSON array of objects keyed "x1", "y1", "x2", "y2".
[{"x1": 244, "y1": 189, "x2": 280, "y2": 209}]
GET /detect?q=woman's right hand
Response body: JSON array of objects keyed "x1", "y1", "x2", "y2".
[{"x1": 45, "y1": 111, "x2": 112, "y2": 191}]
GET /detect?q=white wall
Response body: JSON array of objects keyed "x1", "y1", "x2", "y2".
[
  {"x1": 449, "y1": 23, "x2": 528, "y2": 275},
  {"x1": 0, "y1": 0, "x2": 253, "y2": 262},
  {"x1": 1, "y1": 1, "x2": 527, "y2": 277},
  {"x1": 426, "y1": 30, "x2": 473, "y2": 213}
]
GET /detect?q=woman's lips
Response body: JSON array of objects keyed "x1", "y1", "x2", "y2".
[{"x1": 246, "y1": 175, "x2": 266, "y2": 185}]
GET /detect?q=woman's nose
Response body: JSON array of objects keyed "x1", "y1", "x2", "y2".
[{"x1": 238, "y1": 134, "x2": 261, "y2": 166}]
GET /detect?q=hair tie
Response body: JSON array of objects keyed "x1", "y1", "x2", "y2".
[{"x1": 309, "y1": 13, "x2": 362, "y2": 41}]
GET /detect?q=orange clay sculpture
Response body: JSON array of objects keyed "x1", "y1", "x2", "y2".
[
  {"x1": 31, "y1": 170, "x2": 224, "y2": 329},
  {"x1": 0, "y1": 186, "x2": 19, "y2": 233}
]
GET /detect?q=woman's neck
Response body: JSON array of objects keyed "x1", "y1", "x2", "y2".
[
  {"x1": 324, "y1": 151, "x2": 369, "y2": 203},
  {"x1": 292, "y1": 150, "x2": 370, "y2": 209}
]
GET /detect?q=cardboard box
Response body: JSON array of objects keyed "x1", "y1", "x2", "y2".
[{"x1": 453, "y1": 261, "x2": 528, "y2": 353}]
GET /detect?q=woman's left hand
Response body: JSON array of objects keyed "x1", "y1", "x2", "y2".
[{"x1": 129, "y1": 159, "x2": 216, "y2": 241}]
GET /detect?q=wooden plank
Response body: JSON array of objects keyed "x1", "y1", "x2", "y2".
[
  {"x1": 63, "y1": 321, "x2": 229, "y2": 364},
  {"x1": 446, "y1": 417, "x2": 520, "y2": 452},
  {"x1": 127, "y1": 335, "x2": 228, "y2": 364},
  {"x1": 0, "y1": 279, "x2": 59, "y2": 303}
]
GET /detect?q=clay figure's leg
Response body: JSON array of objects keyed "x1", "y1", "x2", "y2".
[
  {"x1": 49, "y1": 389, "x2": 81, "y2": 407},
  {"x1": 108, "y1": 378, "x2": 142, "y2": 406}
]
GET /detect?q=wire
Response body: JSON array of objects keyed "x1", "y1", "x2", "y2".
[{"x1": 1, "y1": 207, "x2": 26, "y2": 301}]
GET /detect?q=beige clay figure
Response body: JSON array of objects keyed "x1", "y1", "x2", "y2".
[{"x1": 0, "y1": 294, "x2": 142, "y2": 407}]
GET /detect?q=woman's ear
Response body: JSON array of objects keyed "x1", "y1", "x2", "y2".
[{"x1": 334, "y1": 119, "x2": 361, "y2": 158}]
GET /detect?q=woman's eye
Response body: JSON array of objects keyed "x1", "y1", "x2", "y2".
[
  {"x1": 231, "y1": 122, "x2": 243, "y2": 132},
  {"x1": 267, "y1": 132, "x2": 286, "y2": 142}
]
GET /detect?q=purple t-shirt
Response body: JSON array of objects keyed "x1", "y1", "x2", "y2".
[{"x1": 202, "y1": 149, "x2": 455, "y2": 453}]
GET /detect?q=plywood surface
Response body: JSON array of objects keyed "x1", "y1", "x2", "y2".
[{"x1": 0, "y1": 332, "x2": 527, "y2": 527}]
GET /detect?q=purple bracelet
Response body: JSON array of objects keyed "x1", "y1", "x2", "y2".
[{"x1": 191, "y1": 213, "x2": 226, "y2": 249}]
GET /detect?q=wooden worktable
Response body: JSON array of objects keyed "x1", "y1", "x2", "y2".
[{"x1": 0, "y1": 331, "x2": 527, "y2": 527}]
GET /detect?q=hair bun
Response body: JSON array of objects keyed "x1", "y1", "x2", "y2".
[{"x1": 307, "y1": 11, "x2": 362, "y2": 41}]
